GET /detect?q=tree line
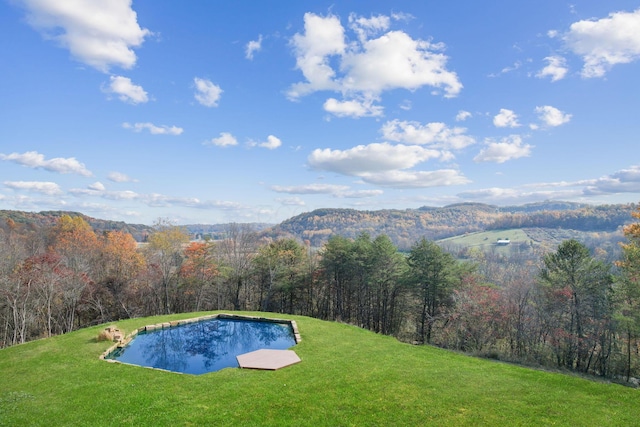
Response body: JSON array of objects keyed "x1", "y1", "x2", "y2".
[{"x1": 2, "y1": 208, "x2": 640, "y2": 383}]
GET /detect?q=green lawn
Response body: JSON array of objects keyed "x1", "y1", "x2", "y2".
[{"x1": 0, "y1": 312, "x2": 637, "y2": 426}]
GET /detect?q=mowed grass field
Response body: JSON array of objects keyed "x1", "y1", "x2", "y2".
[
  {"x1": 0, "y1": 311, "x2": 637, "y2": 426},
  {"x1": 438, "y1": 229, "x2": 533, "y2": 248}
]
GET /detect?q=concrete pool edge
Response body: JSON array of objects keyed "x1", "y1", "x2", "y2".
[{"x1": 98, "y1": 313, "x2": 301, "y2": 363}]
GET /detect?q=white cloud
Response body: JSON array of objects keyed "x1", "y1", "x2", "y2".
[
  {"x1": 341, "y1": 30, "x2": 462, "y2": 97},
  {"x1": 536, "y1": 56, "x2": 568, "y2": 82},
  {"x1": 348, "y1": 13, "x2": 390, "y2": 42},
  {"x1": 272, "y1": 184, "x2": 382, "y2": 198},
  {"x1": 194, "y1": 77, "x2": 222, "y2": 107},
  {"x1": 358, "y1": 169, "x2": 470, "y2": 188},
  {"x1": 323, "y1": 97, "x2": 383, "y2": 118},
  {"x1": 380, "y1": 119, "x2": 475, "y2": 150},
  {"x1": 4, "y1": 180, "x2": 62, "y2": 195},
  {"x1": 288, "y1": 13, "x2": 345, "y2": 98},
  {"x1": 122, "y1": 122, "x2": 183, "y2": 135},
  {"x1": 205, "y1": 132, "x2": 238, "y2": 147},
  {"x1": 562, "y1": 9, "x2": 640, "y2": 78},
  {"x1": 271, "y1": 183, "x2": 350, "y2": 194},
  {"x1": 276, "y1": 197, "x2": 306, "y2": 206},
  {"x1": 308, "y1": 142, "x2": 441, "y2": 176},
  {"x1": 105, "y1": 75, "x2": 148, "y2": 104},
  {"x1": 493, "y1": 109, "x2": 520, "y2": 128},
  {"x1": 474, "y1": 135, "x2": 532, "y2": 163},
  {"x1": 456, "y1": 110, "x2": 472, "y2": 121},
  {"x1": 0, "y1": 150, "x2": 92, "y2": 176},
  {"x1": 535, "y1": 105, "x2": 572, "y2": 127},
  {"x1": 88, "y1": 181, "x2": 105, "y2": 191},
  {"x1": 337, "y1": 189, "x2": 384, "y2": 198},
  {"x1": 246, "y1": 35, "x2": 263, "y2": 60},
  {"x1": 258, "y1": 135, "x2": 282, "y2": 150},
  {"x1": 489, "y1": 61, "x2": 522, "y2": 77},
  {"x1": 288, "y1": 12, "x2": 462, "y2": 108},
  {"x1": 107, "y1": 171, "x2": 136, "y2": 182},
  {"x1": 18, "y1": 0, "x2": 150, "y2": 72},
  {"x1": 584, "y1": 165, "x2": 640, "y2": 195}
]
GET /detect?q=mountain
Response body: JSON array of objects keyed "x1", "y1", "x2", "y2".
[
  {"x1": 1, "y1": 201, "x2": 636, "y2": 251},
  {"x1": 0, "y1": 210, "x2": 153, "y2": 242},
  {"x1": 268, "y1": 202, "x2": 637, "y2": 250}
]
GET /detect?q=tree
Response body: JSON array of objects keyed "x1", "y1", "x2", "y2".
[
  {"x1": 49, "y1": 215, "x2": 99, "y2": 332},
  {"x1": 180, "y1": 241, "x2": 219, "y2": 311},
  {"x1": 406, "y1": 238, "x2": 460, "y2": 344},
  {"x1": 145, "y1": 219, "x2": 190, "y2": 314},
  {"x1": 615, "y1": 205, "x2": 640, "y2": 380},
  {"x1": 87, "y1": 231, "x2": 145, "y2": 322},
  {"x1": 252, "y1": 238, "x2": 308, "y2": 313},
  {"x1": 216, "y1": 224, "x2": 258, "y2": 310},
  {"x1": 538, "y1": 239, "x2": 613, "y2": 374}
]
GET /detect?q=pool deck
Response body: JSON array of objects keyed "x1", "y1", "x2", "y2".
[{"x1": 236, "y1": 349, "x2": 301, "y2": 370}]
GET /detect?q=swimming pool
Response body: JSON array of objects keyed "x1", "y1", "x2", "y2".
[{"x1": 103, "y1": 315, "x2": 299, "y2": 375}]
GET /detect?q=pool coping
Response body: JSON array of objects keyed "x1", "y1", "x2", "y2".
[{"x1": 98, "y1": 313, "x2": 301, "y2": 365}]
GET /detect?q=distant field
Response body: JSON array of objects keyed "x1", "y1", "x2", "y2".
[
  {"x1": 0, "y1": 311, "x2": 638, "y2": 426},
  {"x1": 438, "y1": 229, "x2": 534, "y2": 249}
]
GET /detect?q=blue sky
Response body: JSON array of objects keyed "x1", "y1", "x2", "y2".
[{"x1": 1, "y1": 1, "x2": 640, "y2": 225}]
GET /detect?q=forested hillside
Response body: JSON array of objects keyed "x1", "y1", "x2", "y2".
[
  {"x1": 270, "y1": 202, "x2": 637, "y2": 249},
  {"x1": 3, "y1": 202, "x2": 636, "y2": 250},
  {"x1": 0, "y1": 210, "x2": 152, "y2": 242}
]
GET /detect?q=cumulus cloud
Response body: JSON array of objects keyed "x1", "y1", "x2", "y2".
[
  {"x1": 88, "y1": 181, "x2": 106, "y2": 191},
  {"x1": 536, "y1": 56, "x2": 568, "y2": 82},
  {"x1": 205, "y1": 132, "x2": 238, "y2": 147},
  {"x1": 288, "y1": 12, "x2": 462, "y2": 117},
  {"x1": 358, "y1": 169, "x2": 470, "y2": 188},
  {"x1": 123, "y1": 122, "x2": 183, "y2": 135},
  {"x1": 535, "y1": 105, "x2": 572, "y2": 127},
  {"x1": 584, "y1": 165, "x2": 640, "y2": 195},
  {"x1": 17, "y1": 0, "x2": 150, "y2": 72},
  {"x1": 308, "y1": 142, "x2": 441, "y2": 176},
  {"x1": 380, "y1": 119, "x2": 475, "y2": 150},
  {"x1": 348, "y1": 13, "x2": 391, "y2": 42},
  {"x1": 0, "y1": 151, "x2": 92, "y2": 176},
  {"x1": 105, "y1": 76, "x2": 148, "y2": 104},
  {"x1": 194, "y1": 77, "x2": 222, "y2": 107},
  {"x1": 245, "y1": 35, "x2": 263, "y2": 59},
  {"x1": 107, "y1": 171, "x2": 136, "y2": 182},
  {"x1": 456, "y1": 110, "x2": 472, "y2": 121},
  {"x1": 258, "y1": 135, "x2": 282, "y2": 150},
  {"x1": 562, "y1": 9, "x2": 640, "y2": 78},
  {"x1": 4, "y1": 181, "x2": 62, "y2": 195},
  {"x1": 474, "y1": 135, "x2": 533, "y2": 163},
  {"x1": 323, "y1": 97, "x2": 384, "y2": 117},
  {"x1": 289, "y1": 13, "x2": 345, "y2": 97},
  {"x1": 493, "y1": 109, "x2": 520, "y2": 128}
]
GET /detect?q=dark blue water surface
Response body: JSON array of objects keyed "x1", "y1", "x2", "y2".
[{"x1": 106, "y1": 318, "x2": 296, "y2": 374}]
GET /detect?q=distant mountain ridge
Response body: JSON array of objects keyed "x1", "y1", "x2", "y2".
[
  {"x1": 268, "y1": 202, "x2": 636, "y2": 249},
  {"x1": 1, "y1": 201, "x2": 636, "y2": 250},
  {"x1": 0, "y1": 210, "x2": 153, "y2": 242}
]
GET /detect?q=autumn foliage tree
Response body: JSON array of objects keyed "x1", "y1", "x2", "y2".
[
  {"x1": 615, "y1": 205, "x2": 640, "y2": 380},
  {"x1": 180, "y1": 241, "x2": 219, "y2": 311}
]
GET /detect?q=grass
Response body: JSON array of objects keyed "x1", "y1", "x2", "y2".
[
  {"x1": 0, "y1": 311, "x2": 637, "y2": 426},
  {"x1": 438, "y1": 228, "x2": 533, "y2": 249}
]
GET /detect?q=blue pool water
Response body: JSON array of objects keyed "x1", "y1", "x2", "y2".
[{"x1": 105, "y1": 318, "x2": 297, "y2": 374}]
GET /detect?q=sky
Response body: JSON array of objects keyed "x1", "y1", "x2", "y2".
[{"x1": 1, "y1": 0, "x2": 640, "y2": 226}]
